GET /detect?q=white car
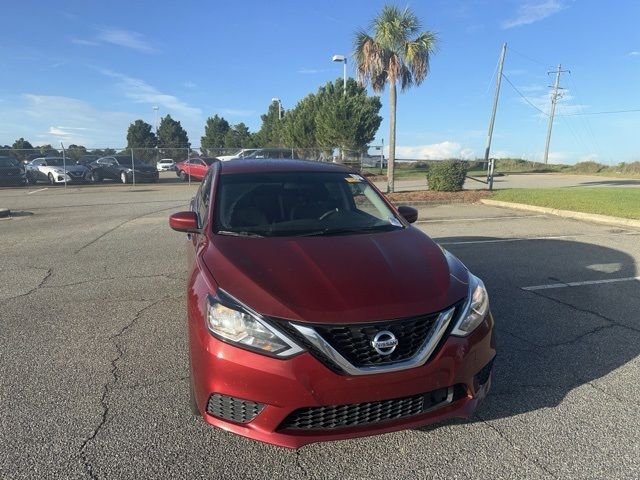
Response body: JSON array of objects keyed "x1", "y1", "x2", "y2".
[
  {"x1": 216, "y1": 148, "x2": 260, "y2": 161},
  {"x1": 157, "y1": 159, "x2": 176, "y2": 171},
  {"x1": 26, "y1": 157, "x2": 90, "y2": 184}
]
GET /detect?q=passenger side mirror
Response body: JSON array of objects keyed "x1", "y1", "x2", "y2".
[
  {"x1": 169, "y1": 211, "x2": 201, "y2": 234},
  {"x1": 397, "y1": 205, "x2": 418, "y2": 224}
]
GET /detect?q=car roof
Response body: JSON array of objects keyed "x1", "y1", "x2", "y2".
[{"x1": 219, "y1": 158, "x2": 352, "y2": 175}]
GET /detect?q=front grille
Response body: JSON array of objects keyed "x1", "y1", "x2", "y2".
[
  {"x1": 311, "y1": 312, "x2": 442, "y2": 367},
  {"x1": 206, "y1": 393, "x2": 264, "y2": 424},
  {"x1": 279, "y1": 386, "x2": 453, "y2": 430}
]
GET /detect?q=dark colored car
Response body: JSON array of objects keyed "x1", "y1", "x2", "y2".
[
  {"x1": 89, "y1": 155, "x2": 159, "y2": 183},
  {"x1": 175, "y1": 157, "x2": 219, "y2": 181},
  {"x1": 76, "y1": 154, "x2": 99, "y2": 167},
  {"x1": 169, "y1": 159, "x2": 495, "y2": 448},
  {"x1": 0, "y1": 156, "x2": 27, "y2": 186}
]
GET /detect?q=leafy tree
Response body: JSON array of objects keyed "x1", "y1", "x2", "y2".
[
  {"x1": 354, "y1": 4, "x2": 437, "y2": 192},
  {"x1": 157, "y1": 115, "x2": 190, "y2": 160},
  {"x1": 201, "y1": 115, "x2": 230, "y2": 154},
  {"x1": 314, "y1": 78, "x2": 382, "y2": 159},
  {"x1": 280, "y1": 94, "x2": 319, "y2": 150},
  {"x1": 223, "y1": 123, "x2": 254, "y2": 149},
  {"x1": 66, "y1": 144, "x2": 87, "y2": 161},
  {"x1": 255, "y1": 102, "x2": 284, "y2": 147},
  {"x1": 126, "y1": 120, "x2": 157, "y2": 161},
  {"x1": 11, "y1": 138, "x2": 34, "y2": 161}
]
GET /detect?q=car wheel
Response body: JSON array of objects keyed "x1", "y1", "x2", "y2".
[
  {"x1": 179, "y1": 171, "x2": 188, "y2": 182},
  {"x1": 48, "y1": 173, "x2": 55, "y2": 185},
  {"x1": 120, "y1": 172, "x2": 128, "y2": 184},
  {"x1": 90, "y1": 171, "x2": 102, "y2": 183}
]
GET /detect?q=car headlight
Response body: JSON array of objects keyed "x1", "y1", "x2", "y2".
[
  {"x1": 207, "y1": 292, "x2": 303, "y2": 358},
  {"x1": 451, "y1": 273, "x2": 489, "y2": 336}
]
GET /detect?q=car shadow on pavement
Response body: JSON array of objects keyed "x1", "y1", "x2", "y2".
[
  {"x1": 417, "y1": 236, "x2": 638, "y2": 428},
  {"x1": 577, "y1": 179, "x2": 640, "y2": 186}
]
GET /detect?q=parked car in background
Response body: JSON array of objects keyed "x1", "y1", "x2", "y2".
[
  {"x1": 216, "y1": 148, "x2": 260, "y2": 161},
  {"x1": 76, "y1": 154, "x2": 99, "y2": 167},
  {"x1": 88, "y1": 156, "x2": 159, "y2": 183},
  {"x1": 243, "y1": 148, "x2": 299, "y2": 159},
  {"x1": 26, "y1": 157, "x2": 90, "y2": 184},
  {"x1": 0, "y1": 156, "x2": 27, "y2": 186},
  {"x1": 175, "y1": 157, "x2": 218, "y2": 181},
  {"x1": 157, "y1": 159, "x2": 176, "y2": 171},
  {"x1": 168, "y1": 159, "x2": 495, "y2": 448}
]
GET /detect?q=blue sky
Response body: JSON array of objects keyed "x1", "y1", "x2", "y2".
[{"x1": 1, "y1": 0, "x2": 639, "y2": 163}]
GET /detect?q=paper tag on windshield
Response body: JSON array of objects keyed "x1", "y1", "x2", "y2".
[{"x1": 345, "y1": 174, "x2": 364, "y2": 183}]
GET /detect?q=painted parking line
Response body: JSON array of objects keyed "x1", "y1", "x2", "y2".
[
  {"x1": 522, "y1": 276, "x2": 640, "y2": 291},
  {"x1": 437, "y1": 231, "x2": 639, "y2": 245},
  {"x1": 416, "y1": 214, "x2": 547, "y2": 224},
  {"x1": 27, "y1": 188, "x2": 48, "y2": 195}
]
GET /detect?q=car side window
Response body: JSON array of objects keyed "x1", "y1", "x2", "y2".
[{"x1": 198, "y1": 170, "x2": 214, "y2": 224}]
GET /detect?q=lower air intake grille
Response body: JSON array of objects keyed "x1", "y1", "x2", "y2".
[
  {"x1": 206, "y1": 394, "x2": 264, "y2": 424},
  {"x1": 279, "y1": 386, "x2": 453, "y2": 430}
]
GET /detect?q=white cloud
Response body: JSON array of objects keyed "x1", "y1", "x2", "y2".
[
  {"x1": 393, "y1": 141, "x2": 475, "y2": 160},
  {"x1": 99, "y1": 69, "x2": 201, "y2": 119},
  {"x1": 628, "y1": 51, "x2": 640, "y2": 57},
  {"x1": 513, "y1": 87, "x2": 588, "y2": 116},
  {"x1": 71, "y1": 38, "x2": 99, "y2": 46},
  {"x1": 183, "y1": 81, "x2": 197, "y2": 88},
  {"x1": 96, "y1": 28, "x2": 157, "y2": 53},
  {"x1": 6, "y1": 94, "x2": 135, "y2": 147},
  {"x1": 502, "y1": 0, "x2": 565, "y2": 29}
]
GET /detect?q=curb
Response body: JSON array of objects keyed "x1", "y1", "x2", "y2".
[
  {"x1": 389, "y1": 199, "x2": 473, "y2": 207},
  {"x1": 481, "y1": 199, "x2": 640, "y2": 229}
]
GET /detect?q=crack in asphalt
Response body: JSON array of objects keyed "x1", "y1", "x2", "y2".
[
  {"x1": 42, "y1": 272, "x2": 186, "y2": 289},
  {"x1": 121, "y1": 375, "x2": 190, "y2": 392},
  {"x1": 475, "y1": 412, "x2": 560, "y2": 479},
  {"x1": 78, "y1": 297, "x2": 169, "y2": 479},
  {"x1": 0, "y1": 267, "x2": 52, "y2": 304},
  {"x1": 526, "y1": 289, "x2": 640, "y2": 336},
  {"x1": 74, "y1": 204, "x2": 186, "y2": 254}
]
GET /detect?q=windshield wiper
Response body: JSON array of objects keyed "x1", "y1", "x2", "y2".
[
  {"x1": 295, "y1": 225, "x2": 403, "y2": 237},
  {"x1": 217, "y1": 230, "x2": 264, "y2": 238}
]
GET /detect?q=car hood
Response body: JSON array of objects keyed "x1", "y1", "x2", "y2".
[
  {"x1": 202, "y1": 227, "x2": 470, "y2": 323},
  {"x1": 41, "y1": 164, "x2": 87, "y2": 173}
]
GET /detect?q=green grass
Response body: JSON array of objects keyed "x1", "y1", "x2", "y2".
[{"x1": 492, "y1": 187, "x2": 640, "y2": 220}]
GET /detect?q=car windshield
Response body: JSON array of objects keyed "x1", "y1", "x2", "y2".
[
  {"x1": 115, "y1": 157, "x2": 145, "y2": 166},
  {"x1": 214, "y1": 171, "x2": 404, "y2": 237},
  {"x1": 43, "y1": 158, "x2": 65, "y2": 166},
  {"x1": 0, "y1": 157, "x2": 19, "y2": 167}
]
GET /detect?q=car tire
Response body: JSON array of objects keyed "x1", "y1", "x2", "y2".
[
  {"x1": 120, "y1": 172, "x2": 128, "y2": 184},
  {"x1": 48, "y1": 173, "x2": 55, "y2": 185},
  {"x1": 90, "y1": 171, "x2": 102, "y2": 183},
  {"x1": 179, "y1": 171, "x2": 188, "y2": 182}
]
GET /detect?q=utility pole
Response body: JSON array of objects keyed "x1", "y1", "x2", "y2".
[
  {"x1": 483, "y1": 43, "x2": 507, "y2": 169},
  {"x1": 543, "y1": 64, "x2": 569, "y2": 164}
]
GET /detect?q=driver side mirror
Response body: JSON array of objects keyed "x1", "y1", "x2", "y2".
[
  {"x1": 169, "y1": 211, "x2": 201, "y2": 234},
  {"x1": 397, "y1": 205, "x2": 418, "y2": 224}
]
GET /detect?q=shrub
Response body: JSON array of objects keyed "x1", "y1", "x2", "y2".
[
  {"x1": 571, "y1": 161, "x2": 605, "y2": 174},
  {"x1": 426, "y1": 160, "x2": 467, "y2": 191}
]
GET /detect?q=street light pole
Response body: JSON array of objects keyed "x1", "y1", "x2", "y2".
[
  {"x1": 332, "y1": 54, "x2": 347, "y2": 95},
  {"x1": 271, "y1": 97, "x2": 282, "y2": 120}
]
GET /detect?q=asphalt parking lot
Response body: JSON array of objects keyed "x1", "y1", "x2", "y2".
[{"x1": 1, "y1": 181, "x2": 638, "y2": 479}]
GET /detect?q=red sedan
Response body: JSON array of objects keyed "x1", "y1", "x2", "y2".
[
  {"x1": 175, "y1": 157, "x2": 218, "y2": 181},
  {"x1": 169, "y1": 159, "x2": 495, "y2": 448}
]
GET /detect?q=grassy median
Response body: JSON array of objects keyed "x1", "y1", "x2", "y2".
[{"x1": 492, "y1": 187, "x2": 640, "y2": 219}]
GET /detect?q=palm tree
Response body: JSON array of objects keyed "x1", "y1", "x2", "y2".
[{"x1": 354, "y1": 5, "x2": 437, "y2": 192}]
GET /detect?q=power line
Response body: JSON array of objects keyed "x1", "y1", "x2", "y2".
[
  {"x1": 508, "y1": 47, "x2": 551, "y2": 68},
  {"x1": 558, "y1": 108, "x2": 640, "y2": 116},
  {"x1": 501, "y1": 73, "x2": 549, "y2": 116}
]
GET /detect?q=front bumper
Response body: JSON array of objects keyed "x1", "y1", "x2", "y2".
[{"x1": 190, "y1": 311, "x2": 495, "y2": 448}]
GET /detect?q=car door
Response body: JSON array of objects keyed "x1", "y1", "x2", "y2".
[
  {"x1": 35, "y1": 160, "x2": 48, "y2": 181},
  {"x1": 190, "y1": 159, "x2": 206, "y2": 180},
  {"x1": 103, "y1": 157, "x2": 119, "y2": 179},
  {"x1": 187, "y1": 168, "x2": 214, "y2": 269}
]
